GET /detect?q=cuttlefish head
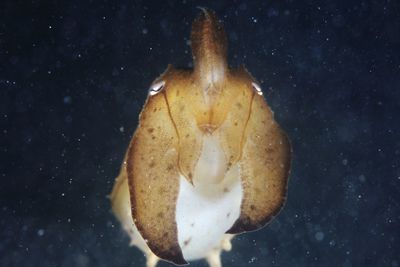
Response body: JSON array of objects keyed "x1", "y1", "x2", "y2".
[
  {"x1": 124, "y1": 8, "x2": 291, "y2": 265},
  {"x1": 149, "y1": 8, "x2": 258, "y2": 136},
  {"x1": 146, "y1": 9, "x2": 265, "y2": 186}
]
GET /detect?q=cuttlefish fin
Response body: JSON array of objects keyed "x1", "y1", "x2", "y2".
[
  {"x1": 227, "y1": 94, "x2": 291, "y2": 233},
  {"x1": 126, "y1": 91, "x2": 187, "y2": 265},
  {"x1": 110, "y1": 166, "x2": 160, "y2": 267}
]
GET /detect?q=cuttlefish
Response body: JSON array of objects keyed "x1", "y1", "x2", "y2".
[{"x1": 110, "y1": 8, "x2": 291, "y2": 267}]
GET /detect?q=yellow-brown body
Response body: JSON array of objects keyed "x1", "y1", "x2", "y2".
[{"x1": 110, "y1": 8, "x2": 291, "y2": 266}]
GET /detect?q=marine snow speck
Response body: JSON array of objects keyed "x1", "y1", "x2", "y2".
[{"x1": 110, "y1": 8, "x2": 292, "y2": 267}]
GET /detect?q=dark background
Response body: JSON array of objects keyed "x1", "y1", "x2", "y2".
[{"x1": 1, "y1": 0, "x2": 399, "y2": 266}]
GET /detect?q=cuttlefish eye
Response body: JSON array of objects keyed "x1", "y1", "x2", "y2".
[
  {"x1": 149, "y1": 80, "x2": 165, "y2": 96},
  {"x1": 251, "y1": 81, "x2": 263, "y2": 96}
]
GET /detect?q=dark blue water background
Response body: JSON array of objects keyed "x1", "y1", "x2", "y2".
[{"x1": 1, "y1": 1, "x2": 399, "y2": 266}]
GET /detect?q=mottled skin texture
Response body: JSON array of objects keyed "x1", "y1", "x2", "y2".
[
  {"x1": 127, "y1": 86, "x2": 185, "y2": 263},
  {"x1": 228, "y1": 94, "x2": 291, "y2": 233},
  {"x1": 110, "y1": 8, "x2": 291, "y2": 266}
]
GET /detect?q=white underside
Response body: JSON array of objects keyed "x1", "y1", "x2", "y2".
[
  {"x1": 176, "y1": 135, "x2": 243, "y2": 261},
  {"x1": 112, "y1": 135, "x2": 243, "y2": 264}
]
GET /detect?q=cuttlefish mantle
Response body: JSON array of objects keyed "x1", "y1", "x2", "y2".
[{"x1": 110, "y1": 8, "x2": 291, "y2": 267}]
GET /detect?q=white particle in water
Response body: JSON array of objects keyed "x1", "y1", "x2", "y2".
[
  {"x1": 63, "y1": 96, "x2": 72, "y2": 104},
  {"x1": 248, "y1": 256, "x2": 257, "y2": 263},
  {"x1": 315, "y1": 231, "x2": 324, "y2": 241},
  {"x1": 37, "y1": 229, "x2": 45, "y2": 236}
]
